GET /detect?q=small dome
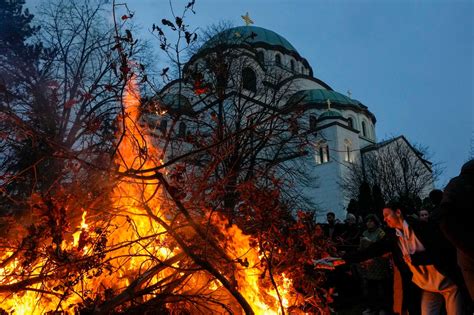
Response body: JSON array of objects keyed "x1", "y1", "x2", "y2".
[
  {"x1": 319, "y1": 110, "x2": 343, "y2": 119},
  {"x1": 289, "y1": 89, "x2": 364, "y2": 107},
  {"x1": 200, "y1": 26, "x2": 298, "y2": 54}
]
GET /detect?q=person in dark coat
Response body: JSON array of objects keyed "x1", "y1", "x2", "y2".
[
  {"x1": 322, "y1": 211, "x2": 344, "y2": 241},
  {"x1": 438, "y1": 159, "x2": 474, "y2": 301},
  {"x1": 428, "y1": 188, "x2": 443, "y2": 223},
  {"x1": 429, "y1": 189, "x2": 443, "y2": 210},
  {"x1": 342, "y1": 201, "x2": 467, "y2": 315},
  {"x1": 357, "y1": 214, "x2": 392, "y2": 314},
  {"x1": 339, "y1": 213, "x2": 362, "y2": 251}
]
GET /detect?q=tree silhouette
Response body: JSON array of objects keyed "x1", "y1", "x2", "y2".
[
  {"x1": 341, "y1": 136, "x2": 440, "y2": 207},
  {"x1": 0, "y1": 0, "x2": 44, "y2": 210}
]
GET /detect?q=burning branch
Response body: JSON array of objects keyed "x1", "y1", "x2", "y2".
[{"x1": 93, "y1": 252, "x2": 185, "y2": 314}]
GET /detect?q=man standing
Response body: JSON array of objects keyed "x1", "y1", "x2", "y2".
[
  {"x1": 342, "y1": 201, "x2": 466, "y2": 314},
  {"x1": 382, "y1": 202, "x2": 465, "y2": 314},
  {"x1": 323, "y1": 211, "x2": 343, "y2": 241}
]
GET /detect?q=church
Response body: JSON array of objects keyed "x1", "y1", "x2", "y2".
[{"x1": 149, "y1": 24, "x2": 434, "y2": 220}]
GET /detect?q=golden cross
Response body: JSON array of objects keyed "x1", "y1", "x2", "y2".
[
  {"x1": 241, "y1": 12, "x2": 254, "y2": 26},
  {"x1": 326, "y1": 99, "x2": 331, "y2": 110}
]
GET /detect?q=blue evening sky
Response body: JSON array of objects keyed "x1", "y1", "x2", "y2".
[{"x1": 27, "y1": 0, "x2": 474, "y2": 187}]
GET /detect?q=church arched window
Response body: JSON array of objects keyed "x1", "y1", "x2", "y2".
[
  {"x1": 348, "y1": 117, "x2": 354, "y2": 129},
  {"x1": 309, "y1": 115, "x2": 317, "y2": 131},
  {"x1": 344, "y1": 139, "x2": 353, "y2": 163},
  {"x1": 290, "y1": 60, "x2": 295, "y2": 72},
  {"x1": 315, "y1": 142, "x2": 330, "y2": 165},
  {"x1": 178, "y1": 122, "x2": 186, "y2": 138},
  {"x1": 362, "y1": 121, "x2": 367, "y2": 137},
  {"x1": 275, "y1": 54, "x2": 281, "y2": 66},
  {"x1": 256, "y1": 51, "x2": 265, "y2": 64},
  {"x1": 242, "y1": 67, "x2": 257, "y2": 93}
]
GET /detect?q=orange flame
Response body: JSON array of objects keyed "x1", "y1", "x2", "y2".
[
  {"x1": 210, "y1": 215, "x2": 302, "y2": 314},
  {"x1": 0, "y1": 76, "x2": 302, "y2": 314}
]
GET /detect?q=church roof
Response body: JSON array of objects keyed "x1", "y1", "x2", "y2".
[
  {"x1": 289, "y1": 89, "x2": 364, "y2": 108},
  {"x1": 319, "y1": 110, "x2": 343, "y2": 119},
  {"x1": 200, "y1": 26, "x2": 298, "y2": 54},
  {"x1": 361, "y1": 135, "x2": 433, "y2": 171}
]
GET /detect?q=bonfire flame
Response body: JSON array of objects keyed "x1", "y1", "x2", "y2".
[{"x1": 0, "y1": 76, "x2": 302, "y2": 314}]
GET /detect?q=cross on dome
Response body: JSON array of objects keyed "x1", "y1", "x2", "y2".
[{"x1": 241, "y1": 12, "x2": 254, "y2": 26}]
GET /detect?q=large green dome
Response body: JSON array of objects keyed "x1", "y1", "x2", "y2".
[{"x1": 200, "y1": 26, "x2": 298, "y2": 53}]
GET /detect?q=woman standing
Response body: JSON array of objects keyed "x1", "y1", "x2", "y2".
[{"x1": 358, "y1": 214, "x2": 393, "y2": 315}]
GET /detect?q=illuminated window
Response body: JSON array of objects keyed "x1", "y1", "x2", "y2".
[
  {"x1": 344, "y1": 139, "x2": 353, "y2": 163},
  {"x1": 316, "y1": 143, "x2": 330, "y2": 164}
]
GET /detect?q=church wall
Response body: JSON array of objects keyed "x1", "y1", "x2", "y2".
[
  {"x1": 307, "y1": 107, "x2": 377, "y2": 145},
  {"x1": 359, "y1": 136, "x2": 375, "y2": 149},
  {"x1": 301, "y1": 116, "x2": 370, "y2": 221},
  {"x1": 333, "y1": 108, "x2": 377, "y2": 143},
  {"x1": 334, "y1": 124, "x2": 363, "y2": 215},
  {"x1": 309, "y1": 123, "x2": 348, "y2": 222},
  {"x1": 290, "y1": 79, "x2": 327, "y2": 92},
  {"x1": 257, "y1": 49, "x2": 309, "y2": 77}
]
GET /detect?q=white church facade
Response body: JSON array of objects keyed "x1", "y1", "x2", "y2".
[{"x1": 149, "y1": 25, "x2": 434, "y2": 220}]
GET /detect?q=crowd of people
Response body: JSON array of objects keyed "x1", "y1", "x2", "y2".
[{"x1": 318, "y1": 160, "x2": 473, "y2": 315}]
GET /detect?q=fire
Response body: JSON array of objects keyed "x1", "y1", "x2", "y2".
[
  {"x1": 72, "y1": 210, "x2": 89, "y2": 248},
  {"x1": 210, "y1": 215, "x2": 302, "y2": 314},
  {"x1": 0, "y1": 76, "x2": 303, "y2": 314}
]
